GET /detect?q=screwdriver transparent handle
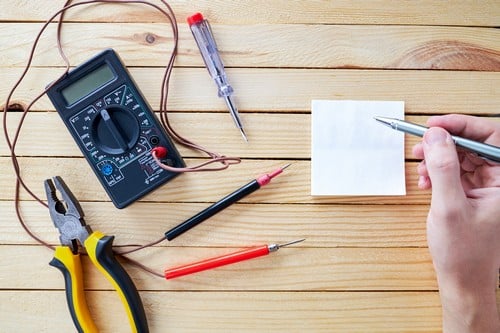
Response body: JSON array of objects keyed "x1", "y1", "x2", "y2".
[{"x1": 190, "y1": 19, "x2": 233, "y2": 97}]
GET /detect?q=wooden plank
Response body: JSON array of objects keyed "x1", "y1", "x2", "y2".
[
  {"x1": 0, "y1": 200, "x2": 428, "y2": 247},
  {"x1": 2, "y1": 0, "x2": 499, "y2": 27},
  {"x1": 0, "y1": 158, "x2": 431, "y2": 205},
  {"x1": 0, "y1": 290, "x2": 444, "y2": 332},
  {"x1": 2, "y1": 68, "x2": 499, "y2": 113},
  {"x1": 2, "y1": 3, "x2": 499, "y2": 333},
  {"x1": 0, "y1": 245, "x2": 435, "y2": 291},
  {"x1": 1, "y1": 113, "x2": 313, "y2": 158},
  {"x1": 1, "y1": 23, "x2": 499, "y2": 69},
  {"x1": 2, "y1": 112, "x2": 499, "y2": 158}
]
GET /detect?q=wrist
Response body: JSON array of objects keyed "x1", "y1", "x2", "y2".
[{"x1": 436, "y1": 272, "x2": 499, "y2": 333}]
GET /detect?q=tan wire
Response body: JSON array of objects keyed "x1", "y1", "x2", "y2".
[{"x1": 2, "y1": 0, "x2": 240, "y2": 278}]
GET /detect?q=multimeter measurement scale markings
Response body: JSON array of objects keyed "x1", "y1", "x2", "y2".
[{"x1": 70, "y1": 84, "x2": 157, "y2": 186}]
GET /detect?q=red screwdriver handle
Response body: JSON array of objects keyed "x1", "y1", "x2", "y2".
[{"x1": 165, "y1": 245, "x2": 270, "y2": 279}]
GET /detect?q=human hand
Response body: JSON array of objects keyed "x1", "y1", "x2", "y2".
[{"x1": 412, "y1": 114, "x2": 500, "y2": 332}]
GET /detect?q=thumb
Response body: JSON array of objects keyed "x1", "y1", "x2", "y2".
[{"x1": 423, "y1": 127, "x2": 466, "y2": 208}]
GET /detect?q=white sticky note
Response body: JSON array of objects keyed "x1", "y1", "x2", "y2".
[{"x1": 311, "y1": 100, "x2": 406, "y2": 196}]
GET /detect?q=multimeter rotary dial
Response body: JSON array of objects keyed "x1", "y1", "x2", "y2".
[{"x1": 91, "y1": 105, "x2": 140, "y2": 155}]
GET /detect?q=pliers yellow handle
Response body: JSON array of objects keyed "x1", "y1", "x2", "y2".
[
  {"x1": 50, "y1": 246, "x2": 97, "y2": 333},
  {"x1": 46, "y1": 176, "x2": 149, "y2": 333},
  {"x1": 50, "y1": 231, "x2": 149, "y2": 333}
]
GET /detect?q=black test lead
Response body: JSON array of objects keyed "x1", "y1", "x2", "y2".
[{"x1": 165, "y1": 164, "x2": 292, "y2": 241}]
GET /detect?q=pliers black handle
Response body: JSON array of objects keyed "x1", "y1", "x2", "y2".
[{"x1": 46, "y1": 176, "x2": 149, "y2": 333}]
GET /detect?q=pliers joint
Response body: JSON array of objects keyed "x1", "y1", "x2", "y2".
[{"x1": 44, "y1": 176, "x2": 91, "y2": 253}]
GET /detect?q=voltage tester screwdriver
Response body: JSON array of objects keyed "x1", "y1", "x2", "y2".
[
  {"x1": 165, "y1": 238, "x2": 306, "y2": 279},
  {"x1": 165, "y1": 164, "x2": 291, "y2": 241},
  {"x1": 187, "y1": 12, "x2": 248, "y2": 142}
]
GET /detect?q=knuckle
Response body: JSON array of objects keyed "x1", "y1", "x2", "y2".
[{"x1": 426, "y1": 152, "x2": 458, "y2": 173}]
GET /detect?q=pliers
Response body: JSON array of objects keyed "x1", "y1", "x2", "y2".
[{"x1": 45, "y1": 176, "x2": 149, "y2": 333}]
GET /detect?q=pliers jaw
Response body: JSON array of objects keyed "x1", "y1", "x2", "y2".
[{"x1": 44, "y1": 176, "x2": 91, "y2": 253}]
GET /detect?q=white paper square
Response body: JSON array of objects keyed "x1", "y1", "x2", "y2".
[{"x1": 311, "y1": 100, "x2": 406, "y2": 196}]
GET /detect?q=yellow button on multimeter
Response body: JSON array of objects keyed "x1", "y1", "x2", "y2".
[{"x1": 47, "y1": 49, "x2": 185, "y2": 208}]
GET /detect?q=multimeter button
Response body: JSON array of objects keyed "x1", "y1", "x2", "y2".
[{"x1": 101, "y1": 163, "x2": 114, "y2": 176}]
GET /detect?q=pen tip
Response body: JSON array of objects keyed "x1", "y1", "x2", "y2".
[{"x1": 374, "y1": 116, "x2": 392, "y2": 126}]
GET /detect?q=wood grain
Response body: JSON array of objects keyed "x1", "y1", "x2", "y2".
[
  {"x1": 2, "y1": 68, "x2": 499, "y2": 113},
  {"x1": 1, "y1": 200, "x2": 429, "y2": 247},
  {"x1": 1, "y1": 1, "x2": 499, "y2": 332},
  {"x1": 0, "y1": 245, "x2": 436, "y2": 291},
  {"x1": 2, "y1": 0, "x2": 499, "y2": 26},
  {"x1": 0, "y1": 291, "x2": 447, "y2": 332},
  {"x1": 1, "y1": 157, "x2": 432, "y2": 205},
  {"x1": 1, "y1": 23, "x2": 499, "y2": 69},
  {"x1": 2, "y1": 113, "x2": 499, "y2": 158}
]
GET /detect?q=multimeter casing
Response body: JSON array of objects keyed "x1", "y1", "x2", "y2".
[{"x1": 47, "y1": 49, "x2": 184, "y2": 208}]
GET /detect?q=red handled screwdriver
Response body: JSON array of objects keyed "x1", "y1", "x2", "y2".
[{"x1": 164, "y1": 238, "x2": 305, "y2": 279}]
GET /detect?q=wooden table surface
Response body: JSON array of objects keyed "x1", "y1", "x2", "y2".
[{"x1": 1, "y1": 1, "x2": 499, "y2": 332}]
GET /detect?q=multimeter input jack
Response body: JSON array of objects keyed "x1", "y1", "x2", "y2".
[{"x1": 149, "y1": 135, "x2": 160, "y2": 146}]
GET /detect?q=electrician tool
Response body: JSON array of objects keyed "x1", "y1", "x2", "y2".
[
  {"x1": 187, "y1": 12, "x2": 247, "y2": 142},
  {"x1": 165, "y1": 238, "x2": 305, "y2": 279},
  {"x1": 46, "y1": 49, "x2": 185, "y2": 208},
  {"x1": 374, "y1": 116, "x2": 500, "y2": 163},
  {"x1": 46, "y1": 176, "x2": 149, "y2": 333},
  {"x1": 165, "y1": 164, "x2": 292, "y2": 240}
]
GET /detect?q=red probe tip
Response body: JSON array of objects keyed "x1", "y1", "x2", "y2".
[
  {"x1": 256, "y1": 164, "x2": 291, "y2": 186},
  {"x1": 187, "y1": 12, "x2": 204, "y2": 26}
]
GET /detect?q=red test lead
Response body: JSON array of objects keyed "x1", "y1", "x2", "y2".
[
  {"x1": 164, "y1": 238, "x2": 305, "y2": 279},
  {"x1": 164, "y1": 164, "x2": 292, "y2": 240}
]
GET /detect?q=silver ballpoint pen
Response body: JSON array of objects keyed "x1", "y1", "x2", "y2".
[{"x1": 374, "y1": 116, "x2": 500, "y2": 163}]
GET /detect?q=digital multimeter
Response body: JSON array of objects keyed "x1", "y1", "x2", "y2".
[{"x1": 47, "y1": 49, "x2": 185, "y2": 208}]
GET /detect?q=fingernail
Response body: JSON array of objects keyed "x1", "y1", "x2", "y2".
[{"x1": 424, "y1": 128, "x2": 448, "y2": 145}]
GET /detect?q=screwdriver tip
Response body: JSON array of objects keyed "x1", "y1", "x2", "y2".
[
  {"x1": 281, "y1": 163, "x2": 292, "y2": 171},
  {"x1": 239, "y1": 128, "x2": 248, "y2": 143}
]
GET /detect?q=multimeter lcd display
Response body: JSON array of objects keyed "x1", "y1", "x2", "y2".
[{"x1": 61, "y1": 63, "x2": 116, "y2": 105}]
